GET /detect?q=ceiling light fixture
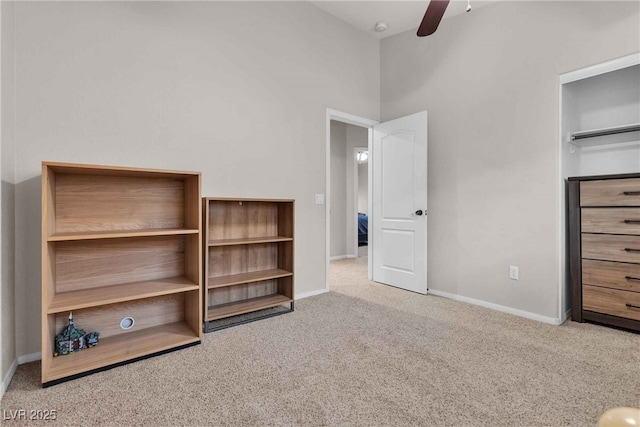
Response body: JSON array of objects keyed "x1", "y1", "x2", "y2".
[
  {"x1": 357, "y1": 151, "x2": 369, "y2": 163},
  {"x1": 374, "y1": 21, "x2": 388, "y2": 32}
]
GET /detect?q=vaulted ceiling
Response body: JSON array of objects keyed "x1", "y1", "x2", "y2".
[{"x1": 310, "y1": 0, "x2": 500, "y2": 39}]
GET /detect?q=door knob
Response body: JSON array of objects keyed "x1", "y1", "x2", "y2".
[{"x1": 415, "y1": 210, "x2": 423, "y2": 216}]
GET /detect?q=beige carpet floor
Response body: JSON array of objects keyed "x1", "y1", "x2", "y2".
[{"x1": 2, "y1": 257, "x2": 639, "y2": 426}]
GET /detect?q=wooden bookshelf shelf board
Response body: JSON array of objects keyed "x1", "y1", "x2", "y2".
[
  {"x1": 48, "y1": 228, "x2": 199, "y2": 242},
  {"x1": 46, "y1": 321, "x2": 199, "y2": 382},
  {"x1": 207, "y1": 269, "x2": 293, "y2": 289},
  {"x1": 207, "y1": 236, "x2": 293, "y2": 246},
  {"x1": 207, "y1": 294, "x2": 292, "y2": 321},
  {"x1": 47, "y1": 276, "x2": 199, "y2": 314}
]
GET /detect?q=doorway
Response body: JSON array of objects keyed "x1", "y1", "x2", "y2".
[
  {"x1": 326, "y1": 109, "x2": 429, "y2": 294},
  {"x1": 328, "y1": 122, "x2": 370, "y2": 261},
  {"x1": 325, "y1": 109, "x2": 377, "y2": 291}
]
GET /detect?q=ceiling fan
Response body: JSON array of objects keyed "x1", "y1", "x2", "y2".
[{"x1": 417, "y1": 0, "x2": 471, "y2": 37}]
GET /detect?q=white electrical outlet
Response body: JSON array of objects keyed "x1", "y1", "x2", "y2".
[
  {"x1": 509, "y1": 266, "x2": 519, "y2": 280},
  {"x1": 315, "y1": 194, "x2": 325, "y2": 205}
]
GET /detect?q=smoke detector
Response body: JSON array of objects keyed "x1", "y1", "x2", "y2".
[{"x1": 374, "y1": 21, "x2": 388, "y2": 32}]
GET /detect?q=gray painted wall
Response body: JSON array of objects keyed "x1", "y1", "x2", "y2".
[
  {"x1": 1, "y1": 0, "x2": 17, "y2": 391},
  {"x1": 330, "y1": 121, "x2": 348, "y2": 257},
  {"x1": 3, "y1": 1, "x2": 380, "y2": 360},
  {"x1": 380, "y1": 1, "x2": 639, "y2": 320}
]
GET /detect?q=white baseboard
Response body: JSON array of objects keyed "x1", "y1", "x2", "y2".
[
  {"x1": 18, "y1": 352, "x2": 41, "y2": 364},
  {"x1": 1, "y1": 352, "x2": 46, "y2": 399},
  {"x1": 330, "y1": 255, "x2": 357, "y2": 261},
  {"x1": 1, "y1": 358, "x2": 19, "y2": 400},
  {"x1": 295, "y1": 288, "x2": 329, "y2": 300},
  {"x1": 427, "y1": 289, "x2": 566, "y2": 325}
]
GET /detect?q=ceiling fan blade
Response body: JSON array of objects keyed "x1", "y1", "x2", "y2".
[{"x1": 417, "y1": 0, "x2": 450, "y2": 37}]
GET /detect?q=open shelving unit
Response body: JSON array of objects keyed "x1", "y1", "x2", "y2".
[
  {"x1": 203, "y1": 198, "x2": 294, "y2": 332},
  {"x1": 41, "y1": 162, "x2": 202, "y2": 386}
]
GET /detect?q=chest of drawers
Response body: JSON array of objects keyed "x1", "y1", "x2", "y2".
[{"x1": 568, "y1": 173, "x2": 640, "y2": 331}]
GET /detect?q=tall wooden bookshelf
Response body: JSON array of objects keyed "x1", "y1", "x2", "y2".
[
  {"x1": 41, "y1": 162, "x2": 202, "y2": 386},
  {"x1": 203, "y1": 198, "x2": 294, "y2": 332}
]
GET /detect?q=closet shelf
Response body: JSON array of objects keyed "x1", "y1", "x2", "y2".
[{"x1": 569, "y1": 123, "x2": 640, "y2": 147}]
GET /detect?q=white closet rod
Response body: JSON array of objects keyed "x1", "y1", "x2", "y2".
[{"x1": 571, "y1": 123, "x2": 640, "y2": 141}]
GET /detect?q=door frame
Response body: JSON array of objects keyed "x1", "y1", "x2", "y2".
[{"x1": 325, "y1": 109, "x2": 378, "y2": 291}]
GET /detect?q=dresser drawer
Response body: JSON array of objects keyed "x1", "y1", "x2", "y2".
[
  {"x1": 583, "y1": 285, "x2": 640, "y2": 321},
  {"x1": 582, "y1": 259, "x2": 640, "y2": 292},
  {"x1": 581, "y1": 208, "x2": 640, "y2": 235},
  {"x1": 581, "y1": 178, "x2": 640, "y2": 207},
  {"x1": 582, "y1": 233, "x2": 640, "y2": 263}
]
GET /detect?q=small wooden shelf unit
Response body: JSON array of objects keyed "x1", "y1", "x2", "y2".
[
  {"x1": 203, "y1": 198, "x2": 294, "y2": 331},
  {"x1": 42, "y1": 162, "x2": 202, "y2": 386}
]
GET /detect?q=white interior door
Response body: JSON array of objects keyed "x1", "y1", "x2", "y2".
[{"x1": 372, "y1": 111, "x2": 427, "y2": 294}]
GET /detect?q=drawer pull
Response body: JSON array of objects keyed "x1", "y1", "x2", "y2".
[
  {"x1": 623, "y1": 191, "x2": 640, "y2": 196},
  {"x1": 623, "y1": 248, "x2": 640, "y2": 252},
  {"x1": 626, "y1": 303, "x2": 640, "y2": 311},
  {"x1": 625, "y1": 276, "x2": 640, "y2": 282},
  {"x1": 624, "y1": 220, "x2": 640, "y2": 224}
]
